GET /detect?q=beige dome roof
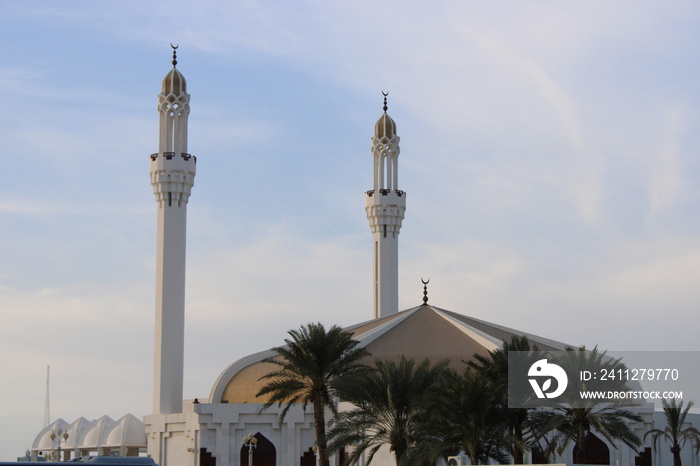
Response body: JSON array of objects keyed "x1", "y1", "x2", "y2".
[
  {"x1": 210, "y1": 303, "x2": 570, "y2": 404},
  {"x1": 162, "y1": 67, "x2": 187, "y2": 97},
  {"x1": 374, "y1": 112, "x2": 397, "y2": 139}
]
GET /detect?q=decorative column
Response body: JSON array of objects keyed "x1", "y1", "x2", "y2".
[
  {"x1": 365, "y1": 92, "x2": 406, "y2": 318},
  {"x1": 149, "y1": 46, "x2": 196, "y2": 415}
]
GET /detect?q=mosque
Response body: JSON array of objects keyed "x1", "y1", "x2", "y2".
[{"x1": 31, "y1": 50, "x2": 700, "y2": 466}]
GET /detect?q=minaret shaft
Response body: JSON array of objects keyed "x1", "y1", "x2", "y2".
[
  {"x1": 373, "y1": 229, "x2": 399, "y2": 318},
  {"x1": 366, "y1": 100, "x2": 405, "y2": 319},
  {"x1": 150, "y1": 55, "x2": 195, "y2": 416},
  {"x1": 153, "y1": 205, "x2": 187, "y2": 415},
  {"x1": 366, "y1": 191, "x2": 405, "y2": 318}
]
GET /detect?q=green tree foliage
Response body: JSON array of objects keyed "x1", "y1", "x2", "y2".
[
  {"x1": 262, "y1": 325, "x2": 651, "y2": 466},
  {"x1": 645, "y1": 399, "x2": 700, "y2": 466},
  {"x1": 327, "y1": 356, "x2": 449, "y2": 466},
  {"x1": 256, "y1": 322, "x2": 371, "y2": 466},
  {"x1": 429, "y1": 369, "x2": 511, "y2": 464},
  {"x1": 468, "y1": 335, "x2": 544, "y2": 463}
]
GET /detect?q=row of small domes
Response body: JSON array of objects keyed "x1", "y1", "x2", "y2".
[{"x1": 32, "y1": 414, "x2": 146, "y2": 451}]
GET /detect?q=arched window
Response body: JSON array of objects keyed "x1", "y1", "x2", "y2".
[{"x1": 239, "y1": 432, "x2": 276, "y2": 466}]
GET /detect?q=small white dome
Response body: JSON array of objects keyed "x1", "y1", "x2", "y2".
[
  {"x1": 31, "y1": 419, "x2": 70, "y2": 450},
  {"x1": 63, "y1": 417, "x2": 94, "y2": 448},
  {"x1": 106, "y1": 414, "x2": 147, "y2": 447},
  {"x1": 82, "y1": 415, "x2": 116, "y2": 448}
]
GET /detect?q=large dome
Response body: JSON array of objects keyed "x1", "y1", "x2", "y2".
[{"x1": 209, "y1": 303, "x2": 570, "y2": 404}]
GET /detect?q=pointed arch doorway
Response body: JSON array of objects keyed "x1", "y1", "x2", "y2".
[
  {"x1": 572, "y1": 433, "x2": 610, "y2": 465},
  {"x1": 239, "y1": 433, "x2": 276, "y2": 466}
]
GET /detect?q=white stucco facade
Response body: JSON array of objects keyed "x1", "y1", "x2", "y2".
[{"x1": 145, "y1": 402, "x2": 324, "y2": 466}]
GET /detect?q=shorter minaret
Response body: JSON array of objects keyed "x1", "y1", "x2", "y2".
[
  {"x1": 365, "y1": 92, "x2": 406, "y2": 319},
  {"x1": 149, "y1": 45, "x2": 196, "y2": 415}
]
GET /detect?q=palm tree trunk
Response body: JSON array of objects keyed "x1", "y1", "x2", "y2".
[
  {"x1": 313, "y1": 397, "x2": 330, "y2": 466},
  {"x1": 671, "y1": 445, "x2": 682, "y2": 466},
  {"x1": 391, "y1": 441, "x2": 406, "y2": 466},
  {"x1": 513, "y1": 424, "x2": 524, "y2": 464},
  {"x1": 467, "y1": 446, "x2": 479, "y2": 465}
]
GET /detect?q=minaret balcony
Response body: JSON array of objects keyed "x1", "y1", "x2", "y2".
[
  {"x1": 149, "y1": 152, "x2": 197, "y2": 174},
  {"x1": 150, "y1": 152, "x2": 197, "y2": 163},
  {"x1": 365, "y1": 189, "x2": 407, "y2": 209},
  {"x1": 365, "y1": 189, "x2": 405, "y2": 197}
]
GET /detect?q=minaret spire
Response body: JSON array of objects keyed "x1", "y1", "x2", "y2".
[
  {"x1": 365, "y1": 92, "x2": 406, "y2": 318},
  {"x1": 171, "y1": 43, "x2": 178, "y2": 67},
  {"x1": 149, "y1": 46, "x2": 196, "y2": 415}
]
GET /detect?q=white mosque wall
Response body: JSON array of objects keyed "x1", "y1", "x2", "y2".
[
  {"x1": 32, "y1": 402, "x2": 700, "y2": 466},
  {"x1": 144, "y1": 401, "x2": 700, "y2": 466},
  {"x1": 145, "y1": 401, "x2": 329, "y2": 466}
]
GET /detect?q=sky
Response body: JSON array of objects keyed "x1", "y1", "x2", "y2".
[{"x1": 1, "y1": 0, "x2": 699, "y2": 460}]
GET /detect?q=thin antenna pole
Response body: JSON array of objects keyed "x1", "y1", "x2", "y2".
[{"x1": 43, "y1": 365, "x2": 50, "y2": 428}]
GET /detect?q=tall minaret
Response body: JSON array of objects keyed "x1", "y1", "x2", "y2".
[
  {"x1": 149, "y1": 45, "x2": 196, "y2": 415},
  {"x1": 365, "y1": 92, "x2": 406, "y2": 319}
]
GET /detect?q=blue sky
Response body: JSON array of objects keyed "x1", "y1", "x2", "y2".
[{"x1": 1, "y1": 0, "x2": 699, "y2": 460}]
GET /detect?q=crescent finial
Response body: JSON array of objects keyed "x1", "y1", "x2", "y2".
[
  {"x1": 170, "y1": 43, "x2": 179, "y2": 67},
  {"x1": 421, "y1": 278, "x2": 430, "y2": 304},
  {"x1": 381, "y1": 90, "x2": 389, "y2": 112}
]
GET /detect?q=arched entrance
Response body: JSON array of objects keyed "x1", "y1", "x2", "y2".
[
  {"x1": 239, "y1": 433, "x2": 276, "y2": 466},
  {"x1": 573, "y1": 433, "x2": 610, "y2": 465}
]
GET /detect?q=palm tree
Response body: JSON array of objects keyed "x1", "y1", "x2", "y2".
[
  {"x1": 256, "y1": 322, "x2": 371, "y2": 466},
  {"x1": 534, "y1": 403, "x2": 642, "y2": 463},
  {"x1": 645, "y1": 399, "x2": 700, "y2": 466},
  {"x1": 326, "y1": 356, "x2": 450, "y2": 466},
  {"x1": 431, "y1": 368, "x2": 511, "y2": 465},
  {"x1": 468, "y1": 335, "x2": 543, "y2": 463},
  {"x1": 532, "y1": 347, "x2": 642, "y2": 463}
]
